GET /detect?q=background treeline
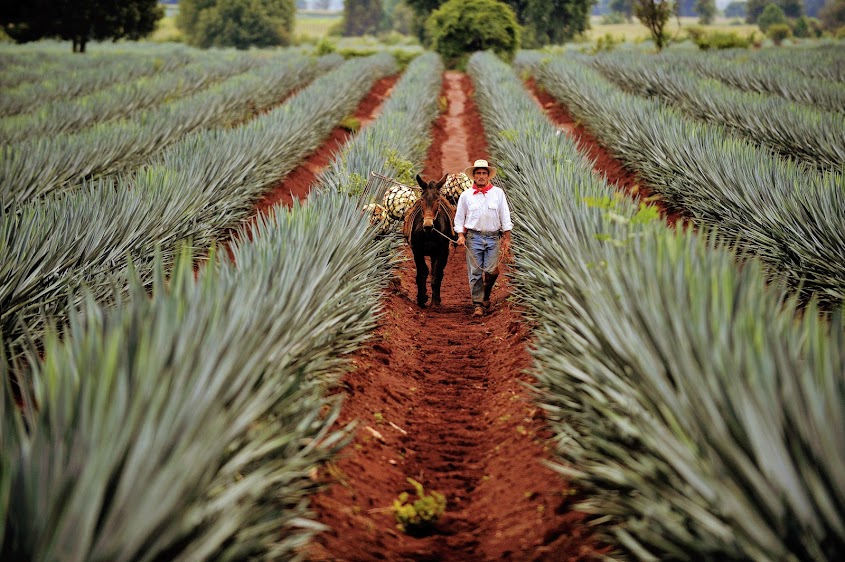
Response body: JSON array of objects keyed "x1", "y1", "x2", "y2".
[{"x1": 0, "y1": 0, "x2": 162, "y2": 52}]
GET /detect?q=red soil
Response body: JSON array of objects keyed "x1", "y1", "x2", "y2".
[
  {"x1": 214, "y1": 75, "x2": 399, "y2": 265},
  {"x1": 303, "y1": 72, "x2": 606, "y2": 561},
  {"x1": 526, "y1": 78, "x2": 687, "y2": 227},
  {"x1": 254, "y1": 75, "x2": 399, "y2": 214}
]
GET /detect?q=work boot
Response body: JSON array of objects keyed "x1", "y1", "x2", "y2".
[
  {"x1": 472, "y1": 305, "x2": 484, "y2": 317},
  {"x1": 482, "y1": 299, "x2": 490, "y2": 309}
]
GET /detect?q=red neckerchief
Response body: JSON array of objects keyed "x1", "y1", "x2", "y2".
[{"x1": 473, "y1": 183, "x2": 492, "y2": 195}]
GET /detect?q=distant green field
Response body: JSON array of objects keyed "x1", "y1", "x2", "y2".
[
  {"x1": 295, "y1": 10, "x2": 343, "y2": 39},
  {"x1": 151, "y1": 14, "x2": 182, "y2": 43}
]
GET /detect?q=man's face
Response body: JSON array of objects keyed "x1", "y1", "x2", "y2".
[{"x1": 473, "y1": 168, "x2": 489, "y2": 186}]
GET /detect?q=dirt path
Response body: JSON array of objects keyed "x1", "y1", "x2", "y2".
[{"x1": 305, "y1": 72, "x2": 604, "y2": 561}]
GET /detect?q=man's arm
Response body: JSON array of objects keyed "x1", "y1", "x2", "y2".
[
  {"x1": 454, "y1": 193, "x2": 468, "y2": 246},
  {"x1": 499, "y1": 191, "x2": 513, "y2": 259}
]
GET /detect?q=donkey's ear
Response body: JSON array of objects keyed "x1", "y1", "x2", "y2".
[
  {"x1": 416, "y1": 174, "x2": 426, "y2": 189},
  {"x1": 436, "y1": 174, "x2": 448, "y2": 189}
]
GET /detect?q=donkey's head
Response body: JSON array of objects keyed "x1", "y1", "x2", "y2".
[{"x1": 416, "y1": 174, "x2": 448, "y2": 229}]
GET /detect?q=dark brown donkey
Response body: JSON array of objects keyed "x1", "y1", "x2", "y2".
[{"x1": 403, "y1": 174, "x2": 455, "y2": 308}]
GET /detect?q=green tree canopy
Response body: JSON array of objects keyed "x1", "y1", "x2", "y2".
[
  {"x1": 758, "y1": 2, "x2": 787, "y2": 29},
  {"x1": 178, "y1": 0, "x2": 294, "y2": 48},
  {"x1": 408, "y1": 0, "x2": 593, "y2": 46},
  {"x1": 0, "y1": 0, "x2": 162, "y2": 52},
  {"x1": 696, "y1": 0, "x2": 717, "y2": 22},
  {"x1": 746, "y1": 0, "x2": 802, "y2": 22},
  {"x1": 343, "y1": 0, "x2": 383, "y2": 35},
  {"x1": 634, "y1": 0, "x2": 673, "y2": 49},
  {"x1": 724, "y1": 1, "x2": 747, "y2": 17},
  {"x1": 609, "y1": 0, "x2": 635, "y2": 21},
  {"x1": 819, "y1": 0, "x2": 845, "y2": 29},
  {"x1": 425, "y1": 0, "x2": 520, "y2": 67}
]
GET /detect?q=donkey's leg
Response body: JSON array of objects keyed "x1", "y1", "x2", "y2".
[
  {"x1": 414, "y1": 252, "x2": 430, "y2": 307},
  {"x1": 430, "y1": 250, "x2": 448, "y2": 307}
]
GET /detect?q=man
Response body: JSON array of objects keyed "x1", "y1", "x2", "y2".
[{"x1": 453, "y1": 159, "x2": 513, "y2": 317}]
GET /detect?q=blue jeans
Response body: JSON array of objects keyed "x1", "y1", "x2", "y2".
[{"x1": 466, "y1": 231, "x2": 500, "y2": 305}]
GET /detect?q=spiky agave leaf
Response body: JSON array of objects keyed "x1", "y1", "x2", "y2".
[{"x1": 470, "y1": 50, "x2": 845, "y2": 561}]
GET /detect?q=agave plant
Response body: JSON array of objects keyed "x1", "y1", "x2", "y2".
[
  {"x1": 0, "y1": 52, "x2": 336, "y2": 207},
  {"x1": 469, "y1": 50, "x2": 845, "y2": 561},
  {"x1": 659, "y1": 50, "x2": 845, "y2": 114},
  {"x1": 0, "y1": 51, "x2": 263, "y2": 145},
  {"x1": 0, "y1": 50, "x2": 443, "y2": 561},
  {"x1": 591, "y1": 52, "x2": 845, "y2": 171},
  {"x1": 0, "y1": 54, "x2": 395, "y2": 367},
  {"x1": 531, "y1": 56, "x2": 845, "y2": 308},
  {"x1": 0, "y1": 48, "x2": 192, "y2": 117}
]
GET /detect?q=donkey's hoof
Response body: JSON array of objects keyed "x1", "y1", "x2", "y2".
[{"x1": 417, "y1": 299, "x2": 428, "y2": 308}]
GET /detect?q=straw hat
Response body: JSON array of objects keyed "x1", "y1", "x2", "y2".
[{"x1": 464, "y1": 159, "x2": 497, "y2": 180}]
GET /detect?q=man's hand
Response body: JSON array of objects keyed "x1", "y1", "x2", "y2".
[
  {"x1": 457, "y1": 233, "x2": 466, "y2": 247},
  {"x1": 500, "y1": 238, "x2": 512, "y2": 263}
]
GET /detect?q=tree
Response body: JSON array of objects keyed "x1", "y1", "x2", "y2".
[
  {"x1": 819, "y1": 0, "x2": 845, "y2": 30},
  {"x1": 1, "y1": 0, "x2": 163, "y2": 53},
  {"x1": 344, "y1": 0, "x2": 383, "y2": 35},
  {"x1": 178, "y1": 0, "x2": 294, "y2": 48},
  {"x1": 766, "y1": 21, "x2": 792, "y2": 42},
  {"x1": 425, "y1": 0, "x2": 519, "y2": 67},
  {"x1": 609, "y1": 0, "x2": 635, "y2": 21},
  {"x1": 758, "y1": 2, "x2": 787, "y2": 30},
  {"x1": 522, "y1": 0, "x2": 594, "y2": 46},
  {"x1": 634, "y1": 0, "x2": 673, "y2": 50},
  {"x1": 383, "y1": 0, "x2": 416, "y2": 33},
  {"x1": 778, "y1": 0, "x2": 803, "y2": 17},
  {"x1": 407, "y1": 0, "x2": 593, "y2": 46},
  {"x1": 746, "y1": 0, "x2": 802, "y2": 22},
  {"x1": 724, "y1": 1, "x2": 747, "y2": 17},
  {"x1": 696, "y1": 0, "x2": 717, "y2": 22},
  {"x1": 745, "y1": 0, "x2": 772, "y2": 21}
]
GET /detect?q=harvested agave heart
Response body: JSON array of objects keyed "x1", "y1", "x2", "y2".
[
  {"x1": 382, "y1": 183, "x2": 419, "y2": 220},
  {"x1": 441, "y1": 172, "x2": 472, "y2": 204},
  {"x1": 362, "y1": 202, "x2": 390, "y2": 232}
]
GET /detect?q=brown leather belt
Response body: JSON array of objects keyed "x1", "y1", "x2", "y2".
[{"x1": 467, "y1": 229, "x2": 500, "y2": 237}]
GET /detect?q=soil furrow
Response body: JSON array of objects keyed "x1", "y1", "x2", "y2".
[{"x1": 306, "y1": 72, "x2": 604, "y2": 561}]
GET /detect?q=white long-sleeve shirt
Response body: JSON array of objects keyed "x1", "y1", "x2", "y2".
[{"x1": 453, "y1": 185, "x2": 513, "y2": 234}]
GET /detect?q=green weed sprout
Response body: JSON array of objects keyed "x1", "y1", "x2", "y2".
[{"x1": 392, "y1": 477, "x2": 447, "y2": 533}]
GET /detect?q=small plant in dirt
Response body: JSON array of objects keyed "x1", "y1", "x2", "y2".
[
  {"x1": 392, "y1": 477, "x2": 447, "y2": 534},
  {"x1": 339, "y1": 116, "x2": 361, "y2": 133},
  {"x1": 385, "y1": 149, "x2": 416, "y2": 186}
]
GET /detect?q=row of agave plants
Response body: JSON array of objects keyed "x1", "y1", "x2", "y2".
[
  {"x1": 733, "y1": 43, "x2": 845, "y2": 83},
  {"x1": 654, "y1": 49, "x2": 845, "y2": 114},
  {"x1": 0, "y1": 50, "x2": 443, "y2": 561},
  {"x1": 590, "y1": 52, "x2": 845, "y2": 171},
  {"x1": 0, "y1": 45, "x2": 195, "y2": 116},
  {"x1": 0, "y1": 50, "x2": 265, "y2": 144},
  {"x1": 1, "y1": 50, "x2": 342, "y2": 206},
  {"x1": 469, "y1": 50, "x2": 845, "y2": 561},
  {"x1": 518, "y1": 52, "x2": 845, "y2": 309},
  {"x1": 1, "y1": 53, "x2": 394, "y2": 373}
]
